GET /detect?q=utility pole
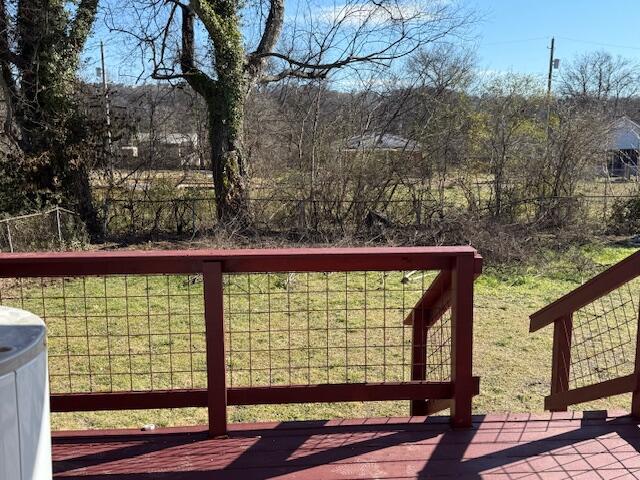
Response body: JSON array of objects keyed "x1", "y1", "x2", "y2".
[
  {"x1": 100, "y1": 40, "x2": 113, "y2": 157},
  {"x1": 547, "y1": 37, "x2": 555, "y2": 95},
  {"x1": 100, "y1": 40, "x2": 114, "y2": 238},
  {"x1": 545, "y1": 37, "x2": 556, "y2": 146}
]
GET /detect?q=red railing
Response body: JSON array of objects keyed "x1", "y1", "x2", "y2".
[
  {"x1": 530, "y1": 250, "x2": 640, "y2": 413},
  {"x1": 0, "y1": 246, "x2": 482, "y2": 435}
]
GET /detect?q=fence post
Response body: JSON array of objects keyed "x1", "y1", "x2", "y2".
[
  {"x1": 450, "y1": 254, "x2": 475, "y2": 428},
  {"x1": 56, "y1": 206, "x2": 63, "y2": 246},
  {"x1": 410, "y1": 307, "x2": 428, "y2": 415},
  {"x1": 6, "y1": 222, "x2": 13, "y2": 253},
  {"x1": 203, "y1": 261, "x2": 227, "y2": 437},
  {"x1": 549, "y1": 314, "x2": 572, "y2": 412}
]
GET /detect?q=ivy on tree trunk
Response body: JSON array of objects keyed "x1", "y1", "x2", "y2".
[
  {"x1": 157, "y1": 0, "x2": 284, "y2": 225},
  {"x1": 0, "y1": 0, "x2": 100, "y2": 233}
]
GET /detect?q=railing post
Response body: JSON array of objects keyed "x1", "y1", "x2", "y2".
[
  {"x1": 450, "y1": 254, "x2": 475, "y2": 428},
  {"x1": 550, "y1": 314, "x2": 572, "y2": 412},
  {"x1": 203, "y1": 261, "x2": 227, "y2": 437},
  {"x1": 410, "y1": 307, "x2": 428, "y2": 415}
]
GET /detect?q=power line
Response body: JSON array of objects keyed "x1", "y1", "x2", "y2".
[
  {"x1": 481, "y1": 36, "x2": 549, "y2": 46},
  {"x1": 557, "y1": 36, "x2": 640, "y2": 51},
  {"x1": 480, "y1": 36, "x2": 640, "y2": 51}
]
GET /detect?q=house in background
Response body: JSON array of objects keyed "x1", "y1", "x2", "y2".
[
  {"x1": 340, "y1": 133, "x2": 422, "y2": 174},
  {"x1": 343, "y1": 133, "x2": 422, "y2": 160},
  {"x1": 607, "y1": 116, "x2": 640, "y2": 179},
  {"x1": 126, "y1": 132, "x2": 201, "y2": 169}
]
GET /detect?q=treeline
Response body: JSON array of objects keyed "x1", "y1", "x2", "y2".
[
  {"x1": 0, "y1": 0, "x2": 639, "y2": 255},
  {"x1": 73, "y1": 47, "x2": 640, "y2": 258}
]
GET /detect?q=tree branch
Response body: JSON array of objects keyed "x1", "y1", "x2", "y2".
[
  {"x1": 259, "y1": 68, "x2": 328, "y2": 84},
  {"x1": 0, "y1": 0, "x2": 20, "y2": 66},
  {"x1": 175, "y1": 4, "x2": 214, "y2": 96},
  {"x1": 149, "y1": 4, "x2": 215, "y2": 96},
  {"x1": 254, "y1": 49, "x2": 410, "y2": 72},
  {"x1": 68, "y1": 0, "x2": 99, "y2": 53},
  {"x1": 246, "y1": 0, "x2": 284, "y2": 79}
]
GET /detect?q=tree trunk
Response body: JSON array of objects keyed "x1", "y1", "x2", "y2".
[
  {"x1": 0, "y1": 0, "x2": 100, "y2": 236},
  {"x1": 178, "y1": 0, "x2": 251, "y2": 225},
  {"x1": 64, "y1": 162, "x2": 100, "y2": 236},
  {"x1": 15, "y1": 104, "x2": 101, "y2": 237},
  {"x1": 200, "y1": 1, "x2": 251, "y2": 226},
  {"x1": 208, "y1": 103, "x2": 249, "y2": 224}
]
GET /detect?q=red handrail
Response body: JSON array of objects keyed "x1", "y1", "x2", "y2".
[
  {"x1": 404, "y1": 253, "x2": 483, "y2": 327},
  {"x1": 530, "y1": 250, "x2": 640, "y2": 332},
  {"x1": 0, "y1": 246, "x2": 476, "y2": 276},
  {"x1": 529, "y1": 250, "x2": 640, "y2": 413},
  {"x1": 0, "y1": 246, "x2": 481, "y2": 435}
]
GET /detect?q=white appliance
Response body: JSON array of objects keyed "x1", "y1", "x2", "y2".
[{"x1": 0, "y1": 306, "x2": 51, "y2": 480}]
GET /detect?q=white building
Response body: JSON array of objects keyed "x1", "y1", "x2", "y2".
[{"x1": 607, "y1": 116, "x2": 640, "y2": 178}]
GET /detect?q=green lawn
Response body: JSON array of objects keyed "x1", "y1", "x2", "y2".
[{"x1": 1, "y1": 244, "x2": 638, "y2": 431}]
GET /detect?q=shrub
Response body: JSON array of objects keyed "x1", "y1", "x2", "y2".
[{"x1": 608, "y1": 196, "x2": 640, "y2": 235}]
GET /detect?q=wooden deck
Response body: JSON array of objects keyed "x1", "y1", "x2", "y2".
[{"x1": 52, "y1": 411, "x2": 640, "y2": 479}]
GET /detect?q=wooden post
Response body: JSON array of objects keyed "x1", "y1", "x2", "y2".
[
  {"x1": 410, "y1": 307, "x2": 428, "y2": 415},
  {"x1": 550, "y1": 314, "x2": 572, "y2": 412},
  {"x1": 450, "y1": 254, "x2": 475, "y2": 428},
  {"x1": 203, "y1": 262, "x2": 227, "y2": 437}
]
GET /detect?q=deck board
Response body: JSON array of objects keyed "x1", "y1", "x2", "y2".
[{"x1": 53, "y1": 412, "x2": 640, "y2": 479}]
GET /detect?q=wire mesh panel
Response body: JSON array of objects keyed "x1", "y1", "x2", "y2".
[
  {"x1": 569, "y1": 278, "x2": 640, "y2": 389},
  {"x1": 0, "y1": 275, "x2": 207, "y2": 394},
  {"x1": 425, "y1": 310, "x2": 452, "y2": 382},
  {"x1": 222, "y1": 271, "x2": 451, "y2": 388},
  {"x1": 0, "y1": 268, "x2": 455, "y2": 399}
]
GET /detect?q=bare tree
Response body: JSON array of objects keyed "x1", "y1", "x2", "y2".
[
  {"x1": 404, "y1": 44, "x2": 475, "y2": 222},
  {"x1": 532, "y1": 101, "x2": 609, "y2": 227},
  {"x1": 559, "y1": 51, "x2": 640, "y2": 114},
  {"x1": 108, "y1": 0, "x2": 473, "y2": 224},
  {"x1": 471, "y1": 74, "x2": 545, "y2": 220}
]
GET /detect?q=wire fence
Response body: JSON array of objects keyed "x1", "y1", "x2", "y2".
[
  {"x1": 0, "y1": 275, "x2": 207, "y2": 393},
  {"x1": 0, "y1": 269, "x2": 450, "y2": 395},
  {"x1": 0, "y1": 190, "x2": 635, "y2": 244},
  {"x1": 0, "y1": 207, "x2": 86, "y2": 253},
  {"x1": 99, "y1": 192, "x2": 637, "y2": 239}
]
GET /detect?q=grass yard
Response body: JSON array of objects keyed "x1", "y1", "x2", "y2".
[{"x1": 1, "y1": 243, "x2": 638, "y2": 431}]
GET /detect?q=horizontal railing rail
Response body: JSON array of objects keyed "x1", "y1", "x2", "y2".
[
  {"x1": 530, "y1": 250, "x2": 640, "y2": 332},
  {"x1": 530, "y1": 250, "x2": 640, "y2": 413},
  {"x1": 0, "y1": 246, "x2": 482, "y2": 436}
]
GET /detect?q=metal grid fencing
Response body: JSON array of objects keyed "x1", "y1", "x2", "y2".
[
  {"x1": 569, "y1": 278, "x2": 640, "y2": 390},
  {"x1": 223, "y1": 271, "x2": 446, "y2": 388},
  {"x1": 0, "y1": 269, "x2": 453, "y2": 395},
  {"x1": 425, "y1": 310, "x2": 452, "y2": 382},
  {"x1": 0, "y1": 275, "x2": 207, "y2": 394}
]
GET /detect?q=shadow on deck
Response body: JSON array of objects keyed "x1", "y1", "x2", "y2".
[{"x1": 53, "y1": 411, "x2": 640, "y2": 479}]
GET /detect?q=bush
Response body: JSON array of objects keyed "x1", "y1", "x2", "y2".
[{"x1": 608, "y1": 196, "x2": 640, "y2": 235}]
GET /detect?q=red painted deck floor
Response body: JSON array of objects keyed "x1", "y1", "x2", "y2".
[{"x1": 53, "y1": 411, "x2": 640, "y2": 479}]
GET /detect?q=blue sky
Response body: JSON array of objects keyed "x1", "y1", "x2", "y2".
[
  {"x1": 471, "y1": 0, "x2": 640, "y2": 79},
  {"x1": 84, "y1": 0, "x2": 640, "y2": 86}
]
